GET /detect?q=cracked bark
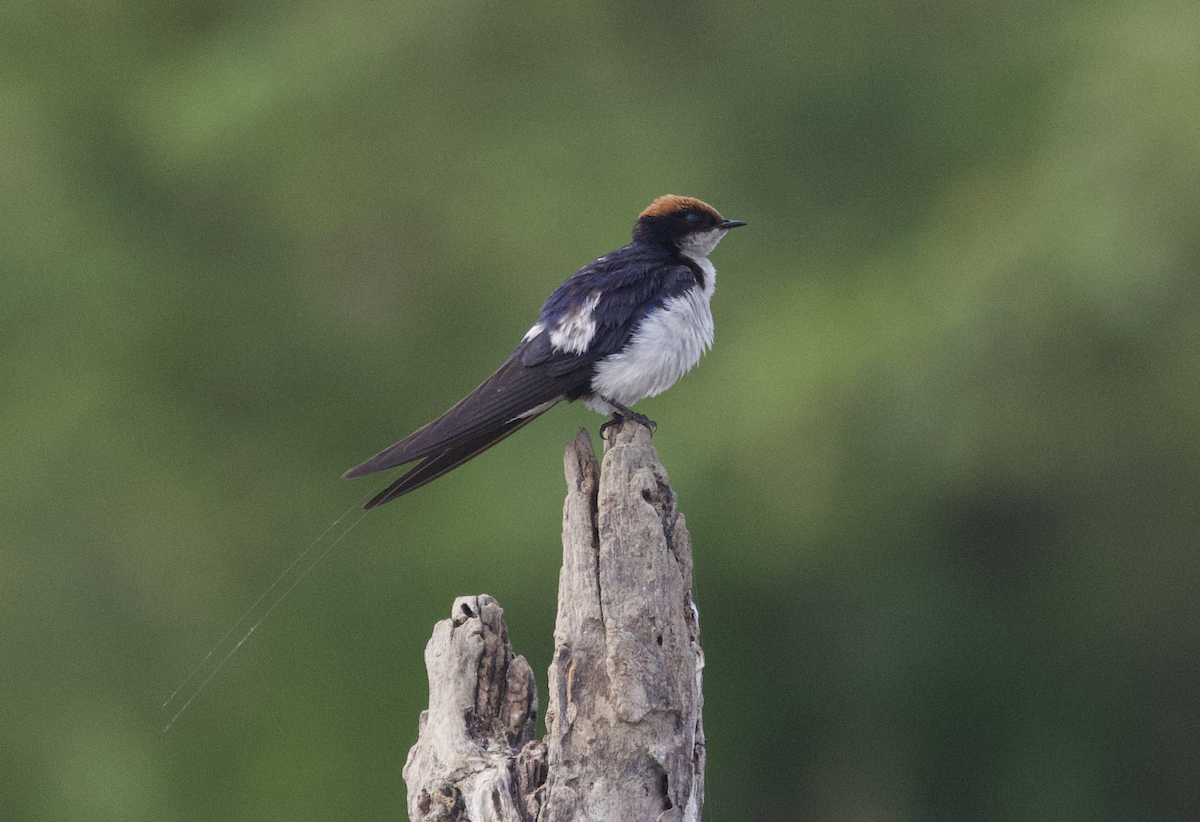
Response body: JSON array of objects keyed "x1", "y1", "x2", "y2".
[{"x1": 402, "y1": 420, "x2": 705, "y2": 822}]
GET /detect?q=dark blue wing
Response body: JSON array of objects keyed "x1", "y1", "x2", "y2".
[
  {"x1": 343, "y1": 334, "x2": 593, "y2": 484},
  {"x1": 529, "y1": 244, "x2": 697, "y2": 363}
]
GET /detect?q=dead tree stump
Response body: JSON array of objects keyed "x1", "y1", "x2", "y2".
[{"x1": 403, "y1": 420, "x2": 705, "y2": 822}]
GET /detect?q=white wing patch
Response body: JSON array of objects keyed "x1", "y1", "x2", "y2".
[{"x1": 549, "y1": 290, "x2": 602, "y2": 354}]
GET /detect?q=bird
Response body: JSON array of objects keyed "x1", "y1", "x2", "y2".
[{"x1": 343, "y1": 194, "x2": 745, "y2": 509}]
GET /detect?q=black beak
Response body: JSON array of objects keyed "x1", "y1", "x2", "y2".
[{"x1": 719, "y1": 219, "x2": 747, "y2": 230}]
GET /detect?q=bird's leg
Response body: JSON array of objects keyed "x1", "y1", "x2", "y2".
[{"x1": 599, "y1": 398, "x2": 657, "y2": 438}]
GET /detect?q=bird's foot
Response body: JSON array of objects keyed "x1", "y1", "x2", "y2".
[{"x1": 600, "y1": 401, "x2": 657, "y2": 439}]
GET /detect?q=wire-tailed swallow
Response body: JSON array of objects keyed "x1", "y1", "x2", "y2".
[{"x1": 343, "y1": 194, "x2": 745, "y2": 508}]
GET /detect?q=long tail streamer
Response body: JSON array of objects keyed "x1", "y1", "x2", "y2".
[{"x1": 163, "y1": 482, "x2": 388, "y2": 732}]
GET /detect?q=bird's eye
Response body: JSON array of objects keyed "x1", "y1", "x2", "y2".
[{"x1": 685, "y1": 211, "x2": 702, "y2": 223}]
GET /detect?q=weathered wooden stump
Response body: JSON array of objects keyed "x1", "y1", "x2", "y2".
[{"x1": 403, "y1": 420, "x2": 705, "y2": 822}]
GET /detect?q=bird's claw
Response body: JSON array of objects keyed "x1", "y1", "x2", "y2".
[{"x1": 600, "y1": 411, "x2": 657, "y2": 439}]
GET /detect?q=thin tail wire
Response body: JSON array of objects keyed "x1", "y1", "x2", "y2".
[{"x1": 163, "y1": 482, "x2": 386, "y2": 732}]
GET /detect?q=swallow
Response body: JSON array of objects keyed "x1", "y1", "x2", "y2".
[{"x1": 344, "y1": 194, "x2": 745, "y2": 508}]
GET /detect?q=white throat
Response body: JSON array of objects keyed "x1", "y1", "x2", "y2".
[{"x1": 678, "y1": 226, "x2": 730, "y2": 262}]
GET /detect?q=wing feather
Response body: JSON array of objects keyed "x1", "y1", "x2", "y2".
[
  {"x1": 343, "y1": 334, "x2": 592, "y2": 480},
  {"x1": 360, "y1": 410, "x2": 548, "y2": 508}
]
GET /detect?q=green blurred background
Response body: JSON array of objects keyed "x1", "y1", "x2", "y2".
[{"x1": 4, "y1": 0, "x2": 1199, "y2": 819}]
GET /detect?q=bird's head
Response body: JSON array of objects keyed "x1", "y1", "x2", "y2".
[{"x1": 632, "y1": 195, "x2": 746, "y2": 258}]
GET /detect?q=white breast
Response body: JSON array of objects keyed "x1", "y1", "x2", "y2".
[{"x1": 586, "y1": 257, "x2": 716, "y2": 413}]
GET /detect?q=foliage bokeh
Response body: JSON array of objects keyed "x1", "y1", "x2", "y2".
[{"x1": 3, "y1": 0, "x2": 1198, "y2": 819}]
